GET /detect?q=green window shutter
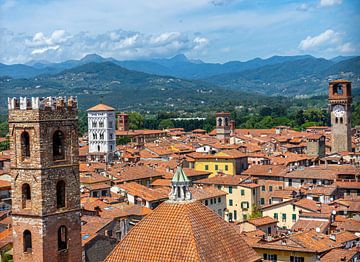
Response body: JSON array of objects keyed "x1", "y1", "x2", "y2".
[{"x1": 241, "y1": 189, "x2": 245, "y2": 196}]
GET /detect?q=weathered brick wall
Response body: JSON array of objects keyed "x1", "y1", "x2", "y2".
[
  {"x1": 9, "y1": 102, "x2": 82, "y2": 262},
  {"x1": 13, "y1": 212, "x2": 82, "y2": 262}
]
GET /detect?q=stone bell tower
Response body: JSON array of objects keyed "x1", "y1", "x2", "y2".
[
  {"x1": 216, "y1": 112, "x2": 231, "y2": 143},
  {"x1": 329, "y1": 80, "x2": 352, "y2": 153},
  {"x1": 8, "y1": 97, "x2": 82, "y2": 262}
]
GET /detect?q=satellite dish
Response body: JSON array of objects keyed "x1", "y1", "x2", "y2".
[
  {"x1": 332, "y1": 210, "x2": 336, "y2": 215},
  {"x1": 315, "y1": 227, "x2": 321, "y2": 233}
]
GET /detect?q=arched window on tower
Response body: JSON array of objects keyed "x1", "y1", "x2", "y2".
[
  {"x1": 56, "y1": 180, "x2": 66, "y2": 209},
  {"x1": 335, "y1": 117, "x2": 338, "y2": 124},
  {"x1": 23, "y1": 230, "x2": 32, "y2": 253},
  {"x1": 21, "y1": 131, "x2": 30, "y2": 158},
  {"x1": 58, "y1": 226, "x2": 67, "y2": 251},
  {"x1": 22, "y1": 183, "x2": 31, "y2": 209},
  {"x1": 218, "y1": 118, "x2": 222, "y2": 127},
  {"x1": 333, "y1": 83, "x2": 343, "y2": 95},
  {"x1": 225, "y1": 117, "x2": 229, "y2": 126},
  {"x1": 53, "y1": 130, "x2": 65, "y2": 161},
  {"x1": 340, "y1": 117, "x2": 343, "y2": 124},
  {"x1": 97, "y1": 145, "x2": 100, "y2": 152}
]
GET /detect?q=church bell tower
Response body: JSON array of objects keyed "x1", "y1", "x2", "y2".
[
  {"x1": 329, "y1": 80, "x2": 352, "y2": 153},
  {"x1": 8, "y1": 97, "x2": 82, "y2": 262}
]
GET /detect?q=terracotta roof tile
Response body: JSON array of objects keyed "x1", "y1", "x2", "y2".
[
  {"x1": 320, "y1": 249, "x2": 359, "y2": 262},
  {"x1": 87, "y1": 103, "x2": 115, "y2": 111},
  {"x1": 246, "y1": 216, "x2": 278, "y2": 227},
  {"x1": 119, "y1": 182, "x2": 169, "y2": 202},
  {"x1": 105, "y1": 200, "x2": 259, "y2": 262}
]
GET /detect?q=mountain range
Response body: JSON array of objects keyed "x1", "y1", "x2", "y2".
[
  {"x1": 0, "y1": 54, "x2": 359, "y2": 112},
  {"x1": 1, "y1": 53, "x2": 357, "y2": 80}
]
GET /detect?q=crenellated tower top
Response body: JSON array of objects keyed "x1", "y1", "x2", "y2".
[
  {"x1": 8, "y1": 96, "x2": 78, "y2": 111},
  {"x1": 8, "y1": 96, "x2": 78, "y2": 123}
]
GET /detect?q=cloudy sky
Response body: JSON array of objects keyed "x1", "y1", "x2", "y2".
[{"x1": 0, "y1": 0, "x2": 359, "y2": 64}]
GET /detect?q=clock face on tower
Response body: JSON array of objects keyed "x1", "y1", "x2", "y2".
[{"x1": 333, "y1": 104, "x2": 345, "y2": 118}]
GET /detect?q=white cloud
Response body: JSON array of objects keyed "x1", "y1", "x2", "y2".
[
  {"x1": 193, "y1": 37, "x2": 209, "y2": 50},
  {"x1": 319, "y1": 0, "x2": 342, "y2": 7},
  {"x1": 298, "y1": 29, "x2": 356, "y2": 54},
  {"x1": 298, "y1": 29, "x2": 340, "y2": 50},
  {"x1": 0, "y1": 28, "x2": 209, "y2": 64},
  {"x1": 31, "y1": 45, "x2": 60, "y2": 55},
  {"x1": 338, "y1": 42, "x2": 355, "y2": 53}
]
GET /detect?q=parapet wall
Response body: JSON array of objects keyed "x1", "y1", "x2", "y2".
[
  {"x1": 8, "y1": 96, "x2": 78, "y2": 111},
  {"x1": 8, "y1": 96, "x2": 78, "y2": 122}
]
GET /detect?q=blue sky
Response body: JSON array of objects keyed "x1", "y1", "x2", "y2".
[{"x1": 0, "y1": 0, "x2": 359, "y2": 63}]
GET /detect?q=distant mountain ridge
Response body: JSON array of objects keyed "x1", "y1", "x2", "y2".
[
  {"x1": 1, "y1": 53, "x2": 357, "y2": 80},
  {"x1": 0, "y1": 54, "x2": 359, "y2": 100}
]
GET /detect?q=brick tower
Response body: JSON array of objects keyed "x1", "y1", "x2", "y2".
[
  {"x1": 117, "y1": 113, "x2": 129, "y2": 131},
  {"x1": 8, "y1": 97, "x2": 82, "y2": 262},
  {"x1": 216, "y1": 112, "x2": 231, "y2": 143},
  {"x1": 328, "y1": 80, "x2": 352, "y2": 153}
]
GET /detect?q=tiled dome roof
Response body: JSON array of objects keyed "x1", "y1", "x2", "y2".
[
  {"x1": 105, "y1": 200, "x2": 259, "y2": 262},
  {"x1": 87, "y1": 103, "x2": 115, "y2": 111}
]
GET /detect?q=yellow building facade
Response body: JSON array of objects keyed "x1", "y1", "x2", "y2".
[
  {"x1": 196, "y1": 175, "x2": 260, "y2": 222},
  {"x1": 193, "y1": 151, "x2": 248, "y2": 177},
  {"x1": 260, "y1": 200, "x2": 313, "y2": 229},
  {"x1": 254, "y1": 248, "x2": 317, "y2": 262}
]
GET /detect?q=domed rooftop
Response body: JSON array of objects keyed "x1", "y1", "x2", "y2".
[
  {"x1": 105, "y1": 199, "x2": 259, "y2": 261},
  {"x1": 87, "y1": 103, "x2": 115, "y2": 111}
]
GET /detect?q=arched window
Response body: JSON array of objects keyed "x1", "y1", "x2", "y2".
[
  {"x1": 340, "y1": 117, "x2": 343, "y2": 124},
  {"x1": 218, "y1": 118, "x2": 222, "y2": 127},
  {"x1": 22, "y1": 183, "x2": 31, "y2": 209},
  {"x1": 23, "y1": 230, "x2": 32, "y2": 252},
  {"x1": 225, "y1": 117, "x2": 229, "y2": 126},
  {"x1": 58, "y1": 226, "x2": 67, "y2": 251},
  {"x1": 21, "y1": 131, "x2": 30, "y2": 158},
  {"x1": 335, "y1": 117, "x2": 338, "y2": 124},
  {"x1": 333, "y1": 83, "x2": 343, "y2": 95},
  {"x1": 53, "y1": 130, "x2": 65, "y2": 160},
  {"x1": 56, "y1": 180, "x2": 66, "y2": 209},
  {"x1": 97, "y1": 145, "x2": 100, "y2": 152}
]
